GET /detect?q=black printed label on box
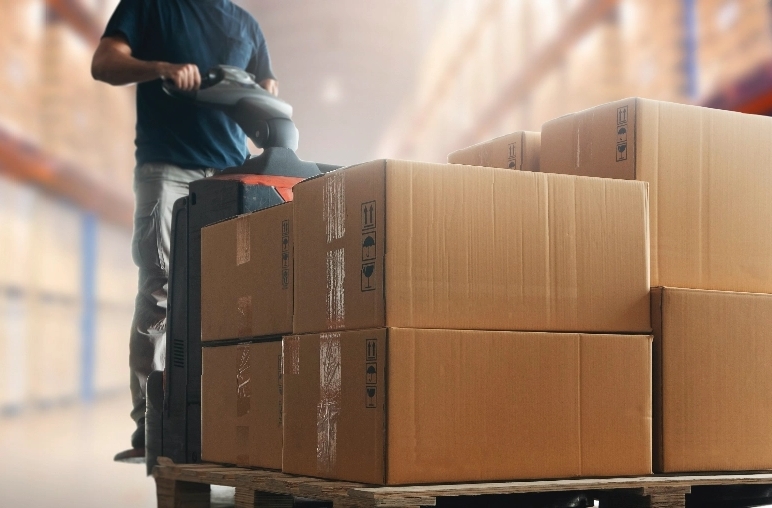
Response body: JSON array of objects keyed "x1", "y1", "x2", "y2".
[
  {"x1": 365, "y1": 338, "x2": 377, "y2": 408},
  {"x1": 361, "y1": 201, "x2": 376, "y2": 231},
  {"x1": 360, "y1": 201, "x2": 377, "y2": 292},
  {"x1": 508, "y1": 141, "x2": 518, "y2": 169},
  {"x1": 616, "y1": 106, "x2": 629, "y2": 162},
  {"x1": 366, "y1": 386, "x2": 377, "y2": 408},
  {"x1": 362, "y1": 232, "x2": 376, "y2": 261},
  {"x1": 281, "y1": 219, "x2": 290, "y2": 289}
]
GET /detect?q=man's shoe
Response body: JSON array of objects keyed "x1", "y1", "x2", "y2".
[
  {"x1": 131, "y1": 418, "x2": 146, "y2": 449},
  {"x1": 113, "y1": 447, "x2": 146, "y2": 464}
]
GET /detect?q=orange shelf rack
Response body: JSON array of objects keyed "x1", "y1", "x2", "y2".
[
  {"x1": 0, "y1": 127, "x2": 133, "y2": 229},
  {"x1": 0, "y1": 0, "x2": 133, "y2": 229},
  {"x1": 45, "y1": 0, "x2": 102, "y2": 46},
  {"x1": 702, "y1": 61, "x2": 772, "y2": 116}
]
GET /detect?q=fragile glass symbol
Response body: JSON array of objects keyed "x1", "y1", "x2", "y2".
[
  {"x1": 366, "y1": 385, "x2": 377, "y2": 408},
  {"x1": 361, "y1": 262, "x2": 376, "y2": 292}
]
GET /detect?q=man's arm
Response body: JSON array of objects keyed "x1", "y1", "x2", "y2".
[{"x1": 91, "y1": 35, "x2": 201, "y2": 91}]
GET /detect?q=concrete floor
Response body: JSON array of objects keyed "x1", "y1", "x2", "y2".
[{"x1": 0, "y1": 393, "x2": 234, "y2": 508}]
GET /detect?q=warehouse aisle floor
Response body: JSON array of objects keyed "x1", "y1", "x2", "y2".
[{"x1": 0, "y1": 393, "x2": 235, "y2": 508}]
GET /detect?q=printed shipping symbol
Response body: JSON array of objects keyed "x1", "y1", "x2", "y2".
[
  {"x1": 616, "y1": 125, "x2": 628, "y2": 162},
  {"x1": 366, "y1": 339, "x2": 377, "y2": 360},
  {"x1": 361, "y1": 263, "x2": 375, "y2": 291},
  {"x1": 361, "y1": 201, "x2": 376, "y2": 230},
  {"x1": 362, "y1": 232, "x2": 376, "y2": 261},
  {"x1": 363, "y1": 235, "x2": 375, "y2": 255},
  {"x1": 508, "y1": 142, "x2": 517, "y2": 169},
  {"x1": 366, "y1": 363, "x2": 377, "y2": 384}
]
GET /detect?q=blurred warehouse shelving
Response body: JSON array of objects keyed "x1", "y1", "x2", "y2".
[
  {"x1": 377, "y1": 0, "x2": 772, "y2": 162},
  {"x1": 0, "y1": 0, "x2": 137, "y2": 415}
]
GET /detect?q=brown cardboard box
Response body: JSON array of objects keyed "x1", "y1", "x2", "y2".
[
  {"x1": 201, "y1": 203, "x2": 293, "y2": 342},
  {"x1": 283, "y1": 328, "x2": 653, "y2": 485},
  {"x1": 652, "y1": 287, "x2": 772, "y2": 473},
  {"x1": 447, "y1": 131, "x2": 541, "y2": 171},
  {"x1": 541, "y1": 98, "x2": 772, "y2": 293},
  {"x1": 293, "y1": 160, "x2": 650, "y2": 335},
  {"x1": 201, "y1": 340, "x2": 283, "y2": 469}
]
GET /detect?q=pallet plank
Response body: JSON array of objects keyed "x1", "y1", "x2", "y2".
[
  {"x1": 156, "y1": 477, "x2": 211, "y2": 508},
  {"x1": 234, "y1": 487, "x2": 294, "y2": 508},
  {"x1": 644, "y1": 486, "x2": 691, "y2": 508},
  {"x1": 153, "y1": 463, "x2": 772, "y2": 508}
]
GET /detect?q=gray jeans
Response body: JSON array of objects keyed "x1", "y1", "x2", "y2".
[{"x1": 130, "y1": 163, "x2": 215, "y2": 427}]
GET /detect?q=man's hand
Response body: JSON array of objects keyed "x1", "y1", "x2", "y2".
[
  {"x1": 260, "y1": 79, "x2": 279, "y2": 97},
  {"x1": 158, "y1": 63, "x2": 201, "y2": 92}
]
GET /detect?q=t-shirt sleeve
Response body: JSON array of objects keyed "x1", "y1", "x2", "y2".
[
  {"x1": 102, "y1": 0, "x2": 150, "y2": 53},
  {"x1": 247, "y1": 23, "x2": 276, "y2": 82}
]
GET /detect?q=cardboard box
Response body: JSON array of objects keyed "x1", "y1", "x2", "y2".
[
  {"x1": 201, "y1": 203, "x2": 293, "y2": 342},
  {"x1": 447, "y1": 131, "x2": 541, "y2": 171},
  {"x1": 201, "y1": 340, "x2": 283, "y2": 469},
  {"x1": 652, "y1": 287, "x2": 772, "y2": 473},
  {"x1": 541, "y1": 98, "x2": 772, "y2": 293},
  {"x1": 26, "y1": 299, "x2": 80, "y2": 404},
  {"x1": 293, "y1": 160, "x2": 650, "y2": 335},
  {"x1": 283, "y1": 328, "x2": 653, "y2": 484}
]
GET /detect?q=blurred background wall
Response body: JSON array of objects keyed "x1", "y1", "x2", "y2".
[{"x1": 0, "y1": 0, "x2": 771, "y2": 433}]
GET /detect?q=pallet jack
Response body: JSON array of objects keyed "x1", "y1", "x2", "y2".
[{"x1": 144, "y1": 66, "x2": 339, "y2": 475}]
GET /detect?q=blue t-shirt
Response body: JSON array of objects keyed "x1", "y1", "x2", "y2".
[{"x1": 103, "y1": 0, "x2": 275, "y2": 170}]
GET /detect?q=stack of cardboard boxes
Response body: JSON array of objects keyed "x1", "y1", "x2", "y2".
[
  {"x1": 201, "y1": 97, "x2": 772, "y2": 483},
  {"x1": 566, "y1": 16, "x2": 626, "y2": 114},
  {"x1": 696, "y1": 0, "x2": 772, "y2": 99},
  {"x1": 26, "y1": 198, "x2": 83, "y2": 405},
  {"x1": 540, "y1": 97, "x2": 772, "y2": 473},
  {"x1": 41, "y1": 20, "x2": 103, "y2": 178},
  {"x1": 0, "y1": 0, "x2": 43, "y2": 142},
  {"x1": 200, "y1": 203, "x2": 294, "y2": 470},
  {"x1": 202, "y1": 155, "x2": 657, "y2": 484},
  {"x1": 618, "y1": 0, "x2": 689, "y2": 104},
  {"x1": 461, "y1": 97, "x2": 772, "y2": 475},
  {"x1": 285, "y1": 160, "x2": 653, "y2": 485}
]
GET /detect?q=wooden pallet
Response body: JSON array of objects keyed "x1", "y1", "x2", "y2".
[{"x1": 153, "y1": 459, "x2": 772, "y2": 508}]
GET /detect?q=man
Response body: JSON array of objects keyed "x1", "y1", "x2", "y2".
[{"x1": 91, "y1": 0, "x2": 278, "y2": 461}]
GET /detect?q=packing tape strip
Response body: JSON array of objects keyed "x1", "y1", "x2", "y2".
[
  {"x1": 236, "y1": 344, "x2": 251, "y2": 417},
  {"x1": 326, "y1": 248, "x2": 345, "y2": 330},
  {"x1": 236, "y1": 345, "x2": 251, "y2": 466},
  {"x1": 237, "y1": 296, "x2": 253, "y2": 337},
  {"x1": 323, "y1": 172, "x2": 346, "y2": 244},
  {"x1": 317, "y1": 333, "x2": 341, "y2": 474},
  {"x1": 284, "y1": 337, "x2": 301, "y2": 375},
  {"x1": 236, "y1": 216, "x2": 251, "y2": 266}
]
